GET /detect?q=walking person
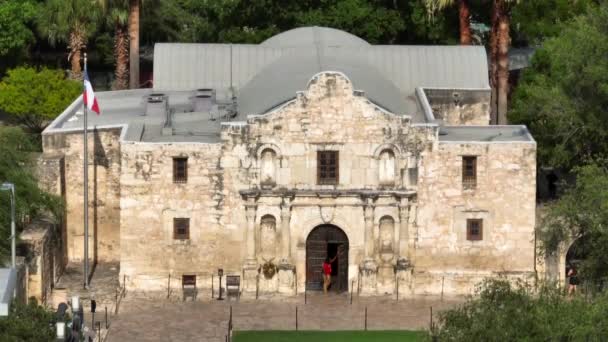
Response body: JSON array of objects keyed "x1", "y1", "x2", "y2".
[
  {"x1": 567, "y1": 264, "x2": 579, "y2": 296},
  {"x1": 323, "y1": 255, "x2": 337, "y2": 294}
]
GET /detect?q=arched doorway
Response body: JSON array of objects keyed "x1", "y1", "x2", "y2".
[
  {"x1": 306, "y1": 224, "x2": 349, "y2": 292},
  {"x1": 565, "y1": 235, "x2": 590, "y2": 284}
]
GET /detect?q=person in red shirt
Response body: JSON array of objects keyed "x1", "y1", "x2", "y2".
[{"x1": 322, "y1": 255, "x2": 337, "y2": 294}]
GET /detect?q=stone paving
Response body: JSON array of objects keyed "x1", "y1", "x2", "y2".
[{"x1": 106, "y1": 292, "x2": 462, "y2": 342}]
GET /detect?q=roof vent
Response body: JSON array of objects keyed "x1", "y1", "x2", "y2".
[
  {"x1": 193, "y1": 88, "x2": 216, "y2": 113},
  {"x1": 146, "y1": 93, "x2": 168, "y2": 116}
]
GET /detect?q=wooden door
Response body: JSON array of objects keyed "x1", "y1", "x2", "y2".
[
  {"x1": 306, "y1": 240, "x2": 326, "y2": 291},
  {"x1": 337, "y1": 243, "x2": 348, "y2": 292},
  {"x1": 306, "y1": 225, "x2": 349, "y2": 292}
]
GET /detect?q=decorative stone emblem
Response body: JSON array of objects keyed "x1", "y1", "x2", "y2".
[{"x1": 319, "y1": 206, "x2": 335, "y2": 223}]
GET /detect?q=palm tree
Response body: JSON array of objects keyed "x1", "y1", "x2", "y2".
[
  {"x1": 493, "y1": 0, "x2": 517, "y2": 125},
  {"x1": 425, "y1": 0, "x2": 473, "y2": 45},
  {"x1": 128, "y1": 0, "x2": 140, "y2": 89},
  {"x1": 37, "y1": 0, "x2": 100, "y2": 80},
  {"x1": 98, "y1": 0, "x2": 129, "y2": 90}
]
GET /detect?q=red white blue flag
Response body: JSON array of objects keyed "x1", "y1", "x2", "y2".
[{"x1": 83, "y1": 65, "x2": 100, "y2": 114}]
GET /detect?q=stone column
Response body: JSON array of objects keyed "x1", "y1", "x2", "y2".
[
  {"x1": 360, "y1": 196, "x2": 378, "y2": 295},
  {"x1": 277, "y1": 196, "x2": 295, "y2": 295},
  {"x1": 398, "y1": 197, "x2": 410, "y2": 260},
  {"x1": 243, "y1": 196, "x2": 258, "y2": 293},
  {"x1": 280, "y1": 197, "x2": 292, "y2": 263},
  {"x1": 364, "y1": 197, "x2": 375, "y2": 259}
]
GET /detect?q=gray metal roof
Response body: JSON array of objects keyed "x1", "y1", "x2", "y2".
[
  {"x1": 260, "y1": 26, "x2": 370, "y2": 48},
  {"x1": 236, "y1": 47, "x2": 417, "y2": 119},
  {"x1": 153, "y1": 26, "x2": 490, "y2": 118},
  {"x1": 45, "y1": 27, "x2": 510, "y2": 144},
  {"x1": 439, "y1": 125, "x2": 535, "y2": 142}
]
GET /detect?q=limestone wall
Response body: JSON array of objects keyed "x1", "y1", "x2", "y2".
[
  {"x1": 415, "y1": 141, "x2": 537, "y2": 294},
  {"x1": 42, "y1": 128, "x2": 122, "y2": 262},
  {"x1": 19, "y1": 217, "x2": 63, "y2": 305},
  {"x1": 424, "y1": 88, "x2": 490, "y2": 126},
  {"x1": 119, "y1": 142, "x2": 249, "y2": 290}
]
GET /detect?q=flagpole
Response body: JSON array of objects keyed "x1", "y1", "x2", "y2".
[{"x1": 83, "y1": 52, "x2": 89, "y2": 289}]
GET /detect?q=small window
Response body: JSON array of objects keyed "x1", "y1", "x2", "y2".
[
  {"x1": 462, "y1": 156, "x2": 477, "y2": 189},
  {"x1": 173, "y1": 218, "x2": 190, "y2": 240},
  {"x1": 408, "y1": 167, "x2": 418, "y2": 187},
  {"x1": 182, "y1": 275, "x2": 196, "y2": 287},
  {"x1": 173, "y1": 157, "x2": 188, "y2": 183},
  {"x1": 467, "y1": 219, "x2": 483, "y2": 241},
  {"x1": 317, "y1": 151, "x2": 339, "y2": 185}
]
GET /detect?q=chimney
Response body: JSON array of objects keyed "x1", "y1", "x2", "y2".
[
  {"x1": 146, "y1": 93, "x2": 168, "y2": 116},
  {"x1": 193, "y1": 88, "x2": 215, "y2": 112}
]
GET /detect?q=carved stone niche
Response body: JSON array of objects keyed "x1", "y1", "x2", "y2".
[
  {"x1": 260, "y1": 149, "x2": 277, "y2": 189},
  {"x1": 378, "y1": 216, "x2": 395, "y2": 264},
  {"x1": 378, "y1": 149, "x2": 396, "y2": 186},
  {"x1": 259, "y1": 214, "x2": 277, "y2": 261}
]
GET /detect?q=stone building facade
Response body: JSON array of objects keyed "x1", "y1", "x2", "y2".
[{"x1": 41, "y1": 27, "x2": 536, "y2": 296}]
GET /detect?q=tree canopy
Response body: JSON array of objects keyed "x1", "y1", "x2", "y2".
[
  {"x1": 434, "y1": 279, "x2": 608, "y2": 341},
  {"x1": 0, "y1": 67, "x2": 81, "y2": 132},
  {"x1": 0, "y1": 0, "x2": 38, "y2": 63},
  {"x1": 0, "y1": 299, "x2": 55, "y2": 341},
  {"x1": 0, "y1": 126, "x2": 61, "y2": 264},
  {"x1": 509, "y1": 3, "x2": 608, "y2": 170}
]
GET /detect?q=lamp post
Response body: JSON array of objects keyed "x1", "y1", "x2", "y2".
[
  {"x1": 0, "y1": 182, "x2": 15, "y2": 268},
  {"x1": 217, "y1": 268, "x2": 224, "y2": 300}
]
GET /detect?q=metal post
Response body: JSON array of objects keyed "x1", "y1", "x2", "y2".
[
  {"x1": 441, "y1": 276, "x2": 444, "y2": 301},
  {"x1": 212, "y1": 274, "x2": 214, "y2": 299},
  {"x1": 396, "y1": 276, "x2": 399, "y2": 302},
  {"x1": 0, "y1": 183, "x2": 16, "y2": 268},
  {"x1": 167, "y1": 274, "x2": 171, "y2": 299},
  {"x1": 91, "y1": 312, "x2": 95, "y2": 333},
  {"x1": 430, "y1": 306, "x2": 433, "y2": 331},
  {"x1": 105, "y1": 306, "x2": 108, "y2": 329},
  {"x1": 304, "y1": 286, "x2": 307, "y2": 304},
  {"x1": 295, "y1": 306, "x2": 298, "y2": 331},
  {"x1": 350, "y1": 280, "x2": 353, "y2": 305},
  {"x1": 364, "y1": 306, "x2": 368, "y2": 331},
  {"x1": 9, "y1": 186, "x2": 15, "y2": 268},
  {"x1": 83, "y1": 54, "x2": 89, "y2": 289}
]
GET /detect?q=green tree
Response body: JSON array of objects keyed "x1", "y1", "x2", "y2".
[
  {"x1": 434, "y1": 278, "x2": 608, "y2": 340},
  {"x1": 0, "y1": 67, "x2": 82, "y2": 133},
  {"x1": 37, "y1": 0, "x2": 100, "y2": 80},
  {"x1": 539, "y1": 163, "x2": 608, "y2": 283},
  {"x1": 97, "y1": 0, "x2": 129, "y2": 89},
  {"x1": 295, "y1": 0, "x2": 404, "y2": 44},
  {"x1": 509, "y1": 3, "x2": 608, "y2": 169},
  {"x1": 0, "y1": 299, "x2": 55, "y2": 341},
  {"x1": 511, "y1": 0, "x2": 594, "y2": 45},
  {"x1": 0, "y1": 0, "x2": 38, "y2": 64},
  {"x1": 0, "y1": 126, "x2": 61, "y2": 264}
]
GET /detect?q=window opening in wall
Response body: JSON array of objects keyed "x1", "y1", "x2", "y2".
[
  {"x1": 462, "y1": 156, "x2": 477, "y2": 189},
  {"x1": 182, "y1": 275, "x2": 196, "y2": 287},
  {"x1": 467, "y1": 219, "x2": 483, "y2": 241},
  {"x1": 317, "y1": 151, "x2": 339, "y2": 185},
  {"x1": 173, "y1": 157, "x2": 188, "y2": 183},
  {"x1": 173, "y1": 218, "x2": 190, "y2": 240},
  {"x1": 409, "y1": 167, "x2": 418, "y2": 187}
]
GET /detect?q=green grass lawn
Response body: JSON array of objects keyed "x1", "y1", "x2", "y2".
[{"x1": 232, "y1": 330, "x2": 426, "y2": 342}]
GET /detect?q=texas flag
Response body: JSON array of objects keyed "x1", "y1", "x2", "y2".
[{"x1": 83, "y1": 65, "x2": 100, "y2": 114}]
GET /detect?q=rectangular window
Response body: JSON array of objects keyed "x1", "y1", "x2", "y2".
[
  {"x1": 317, "y1": 151, "x2": 339, "y2": 185},
  {"x1": 462, "y1": 156, "x2": 477, "y2": 189},
  {"x1": 182, "y1": 275, "x2": 196, "y2": 287},
  {"x1": 466, "y1": 219, "x2": 483, "y2": 241},
  {"x1": 408, "y1": 167, "x2": 418, "y2": 187},
  {"x1": 173, "y1": 218, "x2": 190, "y2": 240},
  {"x1": 173, "y1": 157, "x2": 188, "y2": 183}
]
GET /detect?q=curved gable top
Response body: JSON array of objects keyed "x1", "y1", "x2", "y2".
[{"x1": 260, "y1": 26, "x2": 370, "y2": 48}]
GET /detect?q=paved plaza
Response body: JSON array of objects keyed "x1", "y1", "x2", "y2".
[
  {"x1": 51, "y1": 263, "x2": 462, "y2": 341},
  {"x1": 105, "y1": 293, "x2": 461, "y2": 342}
]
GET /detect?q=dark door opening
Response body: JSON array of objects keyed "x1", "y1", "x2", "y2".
[{"x1": 306, "y1": 224, "x2": 349, "y2": 292}]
